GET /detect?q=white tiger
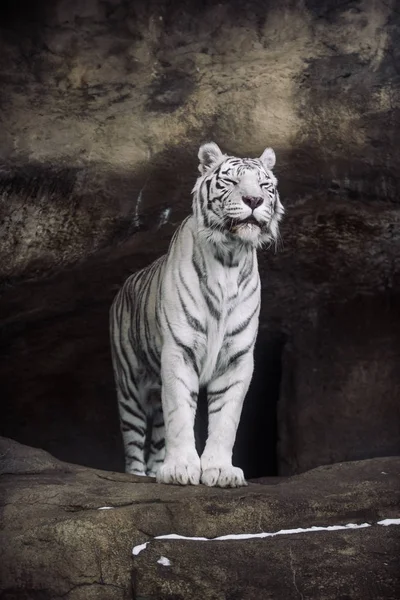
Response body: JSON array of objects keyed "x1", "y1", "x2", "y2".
[{"x1": 110, "y1": 142, "x2": 284, "y2": 487}]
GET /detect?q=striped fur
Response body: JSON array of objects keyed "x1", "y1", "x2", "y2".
[{"x1": 110, "y1": 142, "x2": 284, "y2": 487}]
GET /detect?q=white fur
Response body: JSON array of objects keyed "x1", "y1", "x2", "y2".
[
  {"x1": 156, "y1": 219, "x2": 259, "y2": 486},
  {"x1": 110, "y1": 142, "x2": 284, "y2": 488}
]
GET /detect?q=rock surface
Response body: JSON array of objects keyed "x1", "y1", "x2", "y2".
[
  {"x1": 0, "y1": 438, "x2": 399, "y2": 599},
  {"x1": 1, "y1": 0, "x2": 400, "y2": 280},
  {"x1": 1, "y1": 0, "x2": 400, "y2": 477}
]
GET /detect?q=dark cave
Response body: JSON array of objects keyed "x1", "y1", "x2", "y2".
[{"x1": 233, "y1": 334, "x2": 283, "y2": 478}]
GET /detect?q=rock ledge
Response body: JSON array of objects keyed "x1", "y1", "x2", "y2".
[{"x1": 0, "y1": 437, "x2": 399, "y2": 599}]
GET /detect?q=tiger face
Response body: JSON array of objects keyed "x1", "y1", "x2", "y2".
[{"x1": 193, "y1": 142, "x2": 284, "y2": 248}]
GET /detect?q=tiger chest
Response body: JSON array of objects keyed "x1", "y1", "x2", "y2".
[{"x1": 198, "y1": 268, "x2": 247, "y2": 384}]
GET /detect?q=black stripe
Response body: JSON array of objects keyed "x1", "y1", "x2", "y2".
[
  {"x1": 237, "y1": 259, "x2": 249, "y2": 287},
  {"x1": 111, "y1": 296, "x2": 139, "y2": 389},
  {"x1": 137, "y1": 265, "x2": 162, "y2": 376},
  {"x1": 192, "y1": 249, "x2": 221, "y2": 320},
  {"x1": 163, "y1": 310, "x2": 200, "y2": 377},
  {"x1": 176, "y1": 285, "x2": 206, "y2": 334},
  {"x1": 178, "y1": 268, "x2": 199, "y2": 309},
  {"x1": 205, "y1": 178, "x2": 212, "y2": 207},
  {"x1": 121, "y1": 418, "x2": 145, "y2": 437},
  {"x1": 151, "y1": 439, "x2": 165, "y2": 451},
  {"x1": 202, "y1": 204, "x2": 212, "y2": 228},
  {"x1": 228, "y1": 303, "x2": 259, "y2": 337},
  {"x1": 192, "y1": 252, "x2": 203, "y2": 281},
  {"x1": 228, "y1": 293, "x2": 238, "y2": 304},
  {"x1": 148, "y1": 345, "x2": 161, "y2": 371},
  {"x1": 213, "y1": 248, "x2": 226, "y2": 266},
  {"x1": 208, "y1": 380, "x2": 241, "y2": 399},
  {"x1": 119, "y1": 400, "x2": 146, "y2": 423},
  {"x1": 241, "y1": 280, "x2": 260, "y2": 305},
  {"x1": 238, "y1": 255, "x2": 254, "y2": 288},
  {"x1": 204, "y1": 293, "x2": 221, "y2": 320},
  {"x1": 196, "y1": 246, "x2": 222, "y2": 316},
  {"x1": 127, "y1": 458, "x2": 145, "y2": 466},
  {"x1": 209, "y1": 404, "x2": 224, "y2": 415},
  {"x1": 142, "y1": 265, "x2": 160, "y2": 372},
  {"x1": 155, "y1": 262, "x2": 166, "y2": 332},
  {"x1": 203, "y1": 277, "x2": 220, "y2": 305},
  {"x1": 212, "y1": 246, "x2": 239, "y2": 268},
  {"x1": 127, "y1": 440, "x2": 144, "y2": 450},
  {"x1": 228, "y1": 335, "x2": 257, "y2": 365},
  {"x1": 198, "y1": 247, "x2": 219, "y2": 303},
  {"x1": 195, "y1": 243, "x2": 207, "y2": 274},
  {"x1": 229, "y1": 347, "x2": 251, "y2": 365}
]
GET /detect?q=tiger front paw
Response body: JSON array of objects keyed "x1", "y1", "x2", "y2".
[
  {"x1": 156, "y1": 456, "x2": 201, "y2": 486},
  {"x1": 201, "y1": 464, "x2": 247, "y2": 488}
]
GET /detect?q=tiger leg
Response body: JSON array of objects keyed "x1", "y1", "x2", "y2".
[
  {"x1": 146, "y1": 393, "x2": 165, "y2": 477},
  {"x1": 156, "y1": 347, "x2": 200, "y2": 485},
  {"x1": 110, "y1": 294, "x2": 148, "y2": 475},
  {"x1": 117, "y1": 384, "x2": 148, "y2": 476},
  {"x1": 201, "y1": 355, "x2": 254, "y2": 487}
]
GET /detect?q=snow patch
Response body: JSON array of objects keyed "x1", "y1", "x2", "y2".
[
  {"x1": 98, "y1": 506, "x2": 114, "y2": 510},
  {"x1": 131, "y1": 517, "x2": 400, "y2": 556},
  {"x1": 378, "y1": 518, "x2": 400, "y2": 526},
  {"x1": 132, "y1": 542, "x2": 149, "y2": 555}
]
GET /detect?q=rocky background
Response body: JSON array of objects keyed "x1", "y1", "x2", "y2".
[{"x1": 1, "y1": 0, "x2": 400, "y2": 477}]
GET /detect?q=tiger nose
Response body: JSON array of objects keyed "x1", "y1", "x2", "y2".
[{"x1": 242, "y1": 196, "x2": 263, "y2": 210}]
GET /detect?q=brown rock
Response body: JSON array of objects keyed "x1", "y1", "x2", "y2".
[
  {"x1": 1, "y1": 0, "x2": 400, "y2": 280},
  {"x1": 0, "y1": 438, "x2": 399, "y2": 599}
]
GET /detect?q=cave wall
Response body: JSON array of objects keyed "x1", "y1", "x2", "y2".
[
  {"x1": 1, "y1": 0, "x2": 400, "y2": 282},
  {"x1": 1, "y1": 0, "x2": 400, "y2": 476}
]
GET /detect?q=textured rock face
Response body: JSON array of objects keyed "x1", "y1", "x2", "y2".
[
  {"x1": 1, "y1": 438, "x2": 400, "y2": 600},
  {"x1": 1, "y1": 0, "x2": 399, "y2": 280},
  {"x1": 1, "y1": 0, "x2": 400, "y2": 476}
]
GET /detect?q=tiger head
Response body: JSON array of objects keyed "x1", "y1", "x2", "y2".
[{"x1": 192, "y1": 142, "x2": 284, "y2": 249}]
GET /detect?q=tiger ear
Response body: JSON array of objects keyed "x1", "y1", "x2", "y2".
[
  {"x1": 260, "y1": 147, "x2": 276, "y2": 170},
  {"x1": 198, "y1": 142, "x2": 223, "y2": 175}
]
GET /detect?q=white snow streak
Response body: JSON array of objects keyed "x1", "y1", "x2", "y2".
[
  {"x1": 157, "y1": 556, "x2": 171, "y2": 566},
  {"x1": 378, "y1": 518, "x2": 400, "y2": 526},
  {"x1": 98, "y1": 506, "x2": 114, "y2": 510},
  {"x1": 131, "y1": 517, "x2": 400, "y2": 556},
  {"x1": 155, "y1": 522, "x2": 371, "y2": 542}
]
